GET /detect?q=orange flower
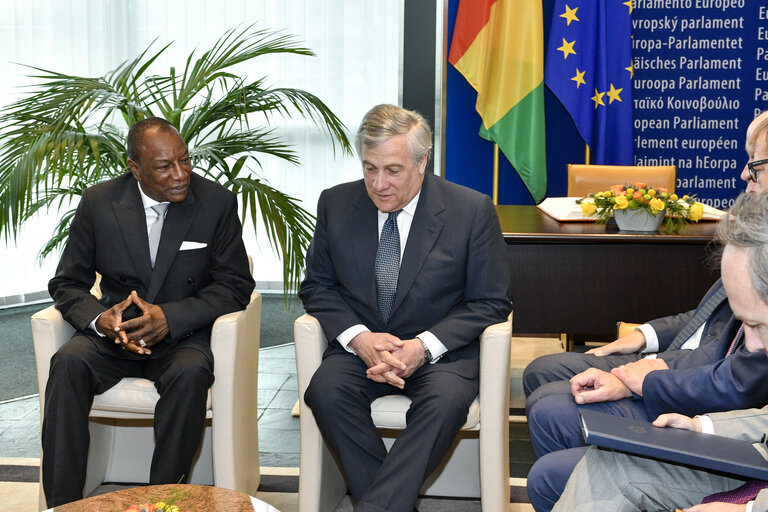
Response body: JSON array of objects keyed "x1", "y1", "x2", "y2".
[
  {"x1": 610, "y1": 184, "x2": 625, "y2": 195},
  {"x1": 633, "y1": 181, "x2": 647, "y2": 190},
  {"x1": 122, "y1": 504, "x2": 157, "y2": 512},
  {"x1": 632, "y1": 190, "x2": 643, "y2": 200}
]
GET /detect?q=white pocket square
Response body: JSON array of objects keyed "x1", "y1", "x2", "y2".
[{"x1": 179, "y1": 241, "x2": 207, "y2": 251}]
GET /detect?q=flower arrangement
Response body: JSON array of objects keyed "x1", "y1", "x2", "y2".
[
  {"x1": 576, "y1": 182, "x2": 705, "y2": 234},
  {"x1": 121, "y1": 486, "x2": 189, "y2": 512},
  {"x1": 123, "y1": 502, "x2": 179, "y2": 512}
]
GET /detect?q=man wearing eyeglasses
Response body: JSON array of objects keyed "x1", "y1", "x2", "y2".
[
  {"x1": 743, "y1": 114, "x2": 768, "y2": 192},
  {"x1": 525, "y1": 111, "x2": 768, "y2": 511}
]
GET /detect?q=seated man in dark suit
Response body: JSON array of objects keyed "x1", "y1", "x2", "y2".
[
  {"x1": 43, "y1": 117, "x2": 254, "y2": 506},
  {"x1": 524, "y1": 109, "x2": 768, "y2": 399},
  {"x1": 550, "y1": 191, "x2": 768, "y2": 511},
  {"x1": 299, "y1": 104, "x2": 511, "y2": 512},
  {"x1": 525, "y1": 113, "x2": 768, "y2": 511}
]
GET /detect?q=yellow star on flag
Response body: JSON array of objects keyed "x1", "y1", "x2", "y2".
[
  {"x1": 571, "y1": 68, "x2": 586, "y2": 88},
  {"x1": 591, "y1": 89, "x2": 605, "y2": 109},
  {"x1": 623, "y1": 0, "x2": 633, "y2": 13},
  {"x1": 557, "y1": 38, "x2": 576, "y2": 60},
  {"x1": 560, "y1": 5, "x2": 579, "y2": 26},
  {"x1": 606, "y1": 84, "x2": 623, "y2": 103},
  {"x1": 625, "y1": 62, "x2": 634, "y2": 79}
]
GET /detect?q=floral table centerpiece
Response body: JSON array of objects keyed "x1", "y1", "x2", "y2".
[
  {"x1": 121, "y1": 486, "x2": 189, "y2": 512},
  {"x1": 577, "y1": 182, "x2": 705, "y2": 234}
]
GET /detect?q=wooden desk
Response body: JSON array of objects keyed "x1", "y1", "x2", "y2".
[{"x1": 496, "y1": 205, "x2": 720, "y2": 336}]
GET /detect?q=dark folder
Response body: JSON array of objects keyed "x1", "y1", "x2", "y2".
[{"x1": 579, "y1": 409, "x2": 768, "y2": 480}]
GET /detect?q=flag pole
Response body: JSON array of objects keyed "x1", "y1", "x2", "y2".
[
  {"x1": 493, "y1": 144, "x2": 500, "y2": 205},
  {"x1": 584, "y1": 145, "x2": 591, "y2": 165}
]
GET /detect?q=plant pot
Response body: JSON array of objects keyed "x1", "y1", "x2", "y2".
[{"x1": 613, "y1": 208, "x2": 665, "y2": 232}]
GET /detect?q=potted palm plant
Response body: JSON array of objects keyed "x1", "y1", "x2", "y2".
[{"x1": 0, "y1": 25, "x2": 352, "y2": 293}]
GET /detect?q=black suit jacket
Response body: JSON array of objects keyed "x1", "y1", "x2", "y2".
[
  {"x1": 48, "y1": 172, "x2": 254, "y2": 360},
  {"x1": 299, "y1": 172, "x2": 512, "y2": 379}
]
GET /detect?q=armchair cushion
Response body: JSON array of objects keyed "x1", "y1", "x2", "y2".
[
  {"x1": 91, "y1": 377, "x2": 212, "y2": 415},
  {"x1": 370, "y1": 394, "x2": 480, "y2": 430}
]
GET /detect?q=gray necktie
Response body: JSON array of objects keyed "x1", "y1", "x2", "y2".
[
  {"x1": 665, "y1": 283, "x2": 728, "y2": 352},
  {"x1": 375, "y1": 210, "x2": 402, "y2": 325},
  {"x1": 148, "y1": 204, "x2": 168, "y2": 268}
]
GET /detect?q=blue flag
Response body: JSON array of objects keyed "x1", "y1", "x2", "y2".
[{"x1": 545, "y1": 0, "x2": 633, "y2": 164}]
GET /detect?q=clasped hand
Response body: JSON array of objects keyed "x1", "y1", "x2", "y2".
[
  {"x1": 349, "y1": 331, "x2": 425, "y2": 389},
  {"x1": 95, "y1": 290, "x2": 169, "y2": 355}
]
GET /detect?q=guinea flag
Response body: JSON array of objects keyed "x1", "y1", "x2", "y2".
[{"x1": 449, "y1": 0, "x2": 547, "y2": 202}]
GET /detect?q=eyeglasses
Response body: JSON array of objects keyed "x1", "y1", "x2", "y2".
[{"x1": 748, "y1": 158, "x2": 768, "y2": 182}]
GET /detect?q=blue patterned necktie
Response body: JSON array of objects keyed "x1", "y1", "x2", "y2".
[{"x1": 375, "y1": 210, "x2": 402, "y2": 325}]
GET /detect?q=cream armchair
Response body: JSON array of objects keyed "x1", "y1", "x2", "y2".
[
  {"x1": 31, "y1": 292, "x2": 262, "y2": 509},
  {"x1": 294, "y1": 313, "x2": 513, "y2": 512}
]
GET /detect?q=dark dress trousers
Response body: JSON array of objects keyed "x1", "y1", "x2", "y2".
[
  {"x1": 299, "y1": 172, "x2": 512, "y2": 512},
  {"x1": 525, "y1": 281, "x2": 768, "y2": 511},
  {"x1": 43, "y1": 172, "x2": 254, "y2": 506}
]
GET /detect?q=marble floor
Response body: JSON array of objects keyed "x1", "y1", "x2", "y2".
[{"x1": 0, "y1": 337, "x2": 561, "y2": 511}]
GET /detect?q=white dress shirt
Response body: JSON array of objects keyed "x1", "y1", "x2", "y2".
[
  {"x1": 89, "y1": 183, "x2": 170, "y2": 335},
  {"x1": 336, "y1": 190, "x2": 448, "y2": 362}
]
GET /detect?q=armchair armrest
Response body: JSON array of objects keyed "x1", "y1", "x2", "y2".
[
  {"x1": 209, "y1": 291, "x2": 262, "y2": 494},
  {"x1": 31, "y1": 305, "x2": 76, "y2": 414},
  {"x1": 294, "y1": 314, "x2": 328, "y2": 396},
  {"x1": 478, "y1": 313, "x2": 512, "y2": 506}
]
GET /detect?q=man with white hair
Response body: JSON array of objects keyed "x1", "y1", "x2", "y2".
[{"x1": 300, "y1": 104, "x2": 511, "y2": 512}]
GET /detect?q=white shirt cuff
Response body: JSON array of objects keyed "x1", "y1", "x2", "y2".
[
  {"x1": 337, "y1": 324, "x2": 369, "y2": 354},
  {"x1": 417, "y1": 331, "x2": 447, "y2": 363},
  {"x1": 89, "y1": 313, "x2": 106, "y2": 337},
  {"x1": 747, "y1": 501, "x2": 754, "y2": 512},
  {"x1": 636, "y1": 324, "x2": 658, "y2": 353},
  {"x1": 697, "y1": 415, "x2": 715, "y2": 434}
]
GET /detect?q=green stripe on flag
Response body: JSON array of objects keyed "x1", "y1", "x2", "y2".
[{"x1": 479, "y1": 82, "x2": 546, "y2": 202}]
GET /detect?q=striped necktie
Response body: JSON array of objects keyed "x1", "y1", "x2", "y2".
[
  {"x1": 665, "y1": 284, "x2": 728, "y2": 352},
  {"x1": 375, "y1": 210, "x2": 402, "y2": 325}
]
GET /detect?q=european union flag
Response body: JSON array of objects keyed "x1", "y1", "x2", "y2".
[{"x1": 545, "y1": 0, "x2": 633, "y2": 165}]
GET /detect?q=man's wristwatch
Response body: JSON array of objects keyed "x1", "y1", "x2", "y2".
[{"x1": 419, "y1": 338, "x2": 433, "y2": 363}]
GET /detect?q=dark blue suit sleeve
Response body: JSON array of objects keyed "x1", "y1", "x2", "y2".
[
  {"x1": 299, "y1": 190, "x2": 367, "y2": 342},
  {"x1": 642, "y1": 345, "x2": 768, "y2": 419},
  {"x1": 646, "y1": 309, "x2": 696, "y2": 351},
  {"x1": 426, "y1": 195, "x2": 511, "y2": 351}
]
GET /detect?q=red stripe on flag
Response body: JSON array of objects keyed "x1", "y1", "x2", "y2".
[{"x1": 448, "y1": 0, "x2": 499, "y2": 65}]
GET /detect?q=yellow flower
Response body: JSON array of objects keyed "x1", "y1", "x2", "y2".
[
  {"x1": 649, "y1": 198, "x2": 665, "y2": 212},
  {"x1": 581, "y1": 201, "x2": 597, "y2": 216},
  {"x1": 613, "y1": 195, "x2": 629, "y2": 209},
  {"x1": 689, "y1": 202, "x2": 704, "y2": 221}
]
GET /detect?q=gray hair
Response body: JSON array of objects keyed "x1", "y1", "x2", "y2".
[
  {"x1": 716, "y1": 192, "x2": 768, "y2": 301},
  {"x1": 748, "y1": 114, "x2": 768, "y2": 154},
  {"x1": 354, "y1": 104, "x2": 432, "y2": 165}
]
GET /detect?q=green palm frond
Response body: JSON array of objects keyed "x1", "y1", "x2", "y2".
[{"x1": 0, "y1": 25, "x2": 353, "y2": 294}]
